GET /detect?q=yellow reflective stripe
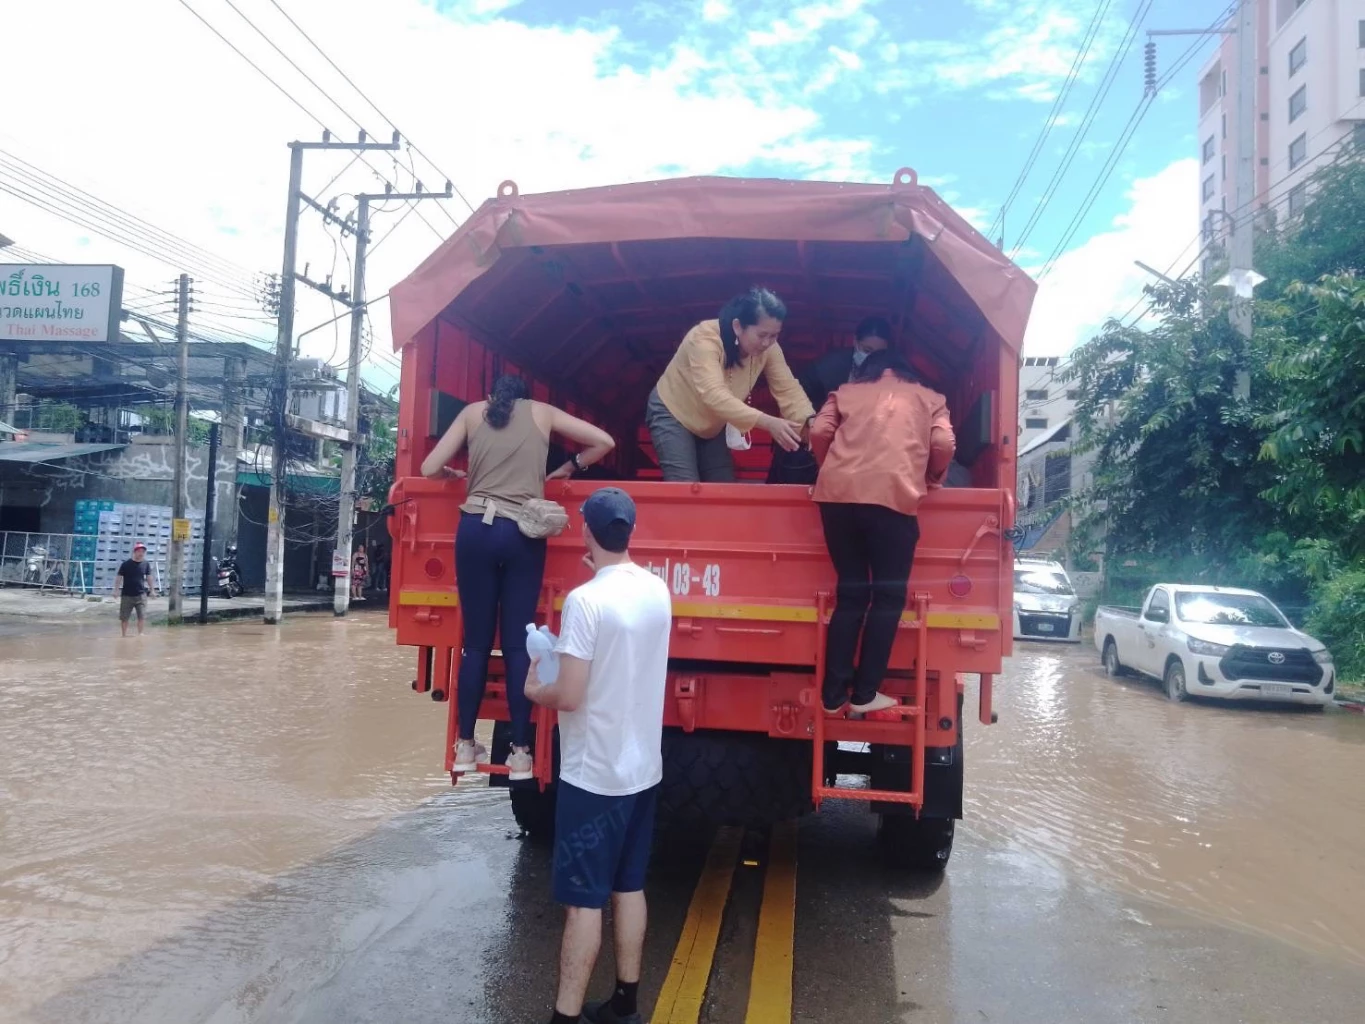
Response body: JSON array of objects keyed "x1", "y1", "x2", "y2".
[{"x1": 398, "y1": 590, "x2": 460, "y2": 607}]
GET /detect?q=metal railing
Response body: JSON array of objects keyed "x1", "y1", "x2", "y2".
[{"x1": 0, "y1": 531, "x2": 192, "y2": 595}]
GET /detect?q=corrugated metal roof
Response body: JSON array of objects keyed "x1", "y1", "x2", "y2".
[{"x1": 0, "y1": 441, "x2": 126, "y2": 463}]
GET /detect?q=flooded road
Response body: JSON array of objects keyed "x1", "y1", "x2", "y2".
[{"x1": 1, "y1": 617, "x2": 1363, "y2": 1022}]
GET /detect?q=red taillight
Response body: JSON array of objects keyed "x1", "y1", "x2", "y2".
[
  {"x1": 948, "y1": 574, "x2": 972, "y2": 599},
  {"x1": 424, "y1": 557, "x2": 444, "y2": 580}
]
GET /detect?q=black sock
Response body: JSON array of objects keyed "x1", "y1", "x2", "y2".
[
  {"x1": 550, "y1": 1011, "x2": 579, "y2": 1024},
  {"x1": 611, "y1": 979, "x2": 639, "y2": 1016}
]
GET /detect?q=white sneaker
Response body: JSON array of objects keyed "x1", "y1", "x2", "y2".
[
  {"x1": 506, "y1": 747, "x2": 534, "y2": 781},
  {"x1": 850, "y1": 693, "x2": 899, "y2": 714},
  {"x1": 452, "y1": 740, "x2": 487, "y2": 773}
]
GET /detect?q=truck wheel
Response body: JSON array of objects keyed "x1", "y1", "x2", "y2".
[
  {"x1": 660, "y1": 729, "x2": 813, "y2": 828},
  {"x1": 1102, "y1": 638, "x2": 1128, "y2": 678},
  {"x1": 1164, "y1": 659, "x2": 1189, "y2": 702},
  {"x1": 878, "y1": 815, "x2": 954, "y2": 871},
  {"x1": 510, "y1": 786, "x2": 558, "y2": 844}
]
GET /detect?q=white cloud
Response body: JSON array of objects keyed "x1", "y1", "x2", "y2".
[
  {"x1": 701, "y1": 0, "x2": 734, "y2": 21},
  {"x1": 0, "y1": 0, "x2": 881, "y2": 388},
  {"x1": 1022, "y1": 159, "x2": 1201, "y2": 355}
]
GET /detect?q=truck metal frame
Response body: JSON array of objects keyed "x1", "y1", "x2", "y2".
[{"x1": 386, "y1": 171, "x2": 1033, "y2": 867}]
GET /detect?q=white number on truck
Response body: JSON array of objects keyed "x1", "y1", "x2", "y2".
[
  {"x1": 672, "y1": 562, "x2": 692, "y2": 595},
  {"x1": 701, "y1": 563, "x2": 721, "y2": 597}
]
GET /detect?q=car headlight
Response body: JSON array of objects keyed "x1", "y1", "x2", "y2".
[
  {"x1": 1312, "y1": 649, "x2": 1334, "y2": 665},
  {"x1": 1068, "y1": 603, "x2": 1080, "y2": 615},
  {"x1": 1187, "y1": 638, "x2": 1230, "y2": 657}
]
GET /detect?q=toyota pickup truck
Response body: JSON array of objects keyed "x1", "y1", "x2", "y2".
[{"x1": 1094, "y1": 585, "x2": 1335, "y2": 705}]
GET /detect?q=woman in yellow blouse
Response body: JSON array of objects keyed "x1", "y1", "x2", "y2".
[{"x1": 647, "y1": 287, "x2": 815, "y2": 482}]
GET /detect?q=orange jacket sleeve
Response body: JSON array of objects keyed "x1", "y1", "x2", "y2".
[
  {"x1": 810, "y1": 392, "x2": 839, "y2": 465},
  {"x1": 926, "y1": 396, "x2": 955, "y2": 488}
]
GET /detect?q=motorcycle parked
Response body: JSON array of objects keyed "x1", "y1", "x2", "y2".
[
  {"x1": 215, "y1": 545, "x2": 243, "y2": 599},
  {"x1": 23, "y1": 546, "x2": 65, "y2": 589}
]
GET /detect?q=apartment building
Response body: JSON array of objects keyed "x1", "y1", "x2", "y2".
[
  {"x1": 1196, "y1": 0, "x2": 1365, "y2": 277},
  {"x1": 1018, "y1": 355, "x2": 1078, "y2": 448}
]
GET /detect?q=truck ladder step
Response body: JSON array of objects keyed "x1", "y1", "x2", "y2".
[{"x1": 813, "y1": 784, "x2": 922, "y2": 807}]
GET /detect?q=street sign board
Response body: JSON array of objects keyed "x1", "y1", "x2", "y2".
[
  {"x1": 331, "y1": 550, "x2": 350, "y2": 577},
  {"x1": 172, "y1": 518, "x2": 191, "y2": 542},
  {"x1": 1, "y1": 264, "x2": 125, "y2": 343}
]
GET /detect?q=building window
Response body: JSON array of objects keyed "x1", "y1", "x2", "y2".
[
  {"x1": 1025, "y1": 418, "x2": 1048, "y2": 430},
  {"x1": 1025, "y1": 389, "x2": 1048, "y2": 401},
  {"x1": 1288, "y1": 183, "x2": 1307, "y2": 218},
  {"x1": 1360, "y1": 67, "x2": 1365, "y2": 98},
  {"x1": 1202, "y1": 136, "x2": 1215, "y2": 163},
  {"x1": 1066, "y1": 390, "x2": 1080, "y2": 401},
  {"x1": 1221, "y1": 112, "x2": 1227, "y2": 139},
  {"x1": 1289, "y1": 38, "x2": 1307, "y2": 76},
  {"x1": 1289, "y1": 84, "x2": 1307, "y2": 122},
  {"x1": 1289, "y1": 133, "x2": 1307, "y2": 169},
  {"x1": 1222, "y1": 154, "x2": 1227, "y2": 180},
  {"x1": 1202, "y1": 175, "x2": 1216, "y2": 201},
  {"x1": 1359, "y1": 18, "x2": 1364, "y2": 47},
  {"x1": 1221, "y1": 69, "x2": 1227, "y2": 96}
]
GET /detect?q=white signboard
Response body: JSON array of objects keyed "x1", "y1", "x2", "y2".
[
  {"x1": 0, "y1": 264, "x2": 125, "y2": 343},
  {"x1": 331, "y1": 550, "x2": 350, "y2": 578}
]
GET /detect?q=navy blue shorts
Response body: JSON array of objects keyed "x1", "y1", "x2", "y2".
[{"x1": 553, "y1": 781, "x2": 659, "y2": 909}]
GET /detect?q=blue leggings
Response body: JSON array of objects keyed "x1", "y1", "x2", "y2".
[{"x1": 455, "y1": 513, "x2": 547, "y2": 746}]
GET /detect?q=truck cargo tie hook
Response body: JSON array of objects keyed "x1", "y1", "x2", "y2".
[
  {"x1": 497, "y1": 179, "x2": 519, "y2": 199},
  {"x1": 893, "y1": 167, "x2": 918, "y2": 187}
]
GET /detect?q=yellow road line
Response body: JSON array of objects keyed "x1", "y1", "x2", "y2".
[
  {"x1": 654, "y1": 827, "x2": 743, "y2": 1023},
  {"x1": 745, "y1": 821, "x2": 799, "y2": 1024}
]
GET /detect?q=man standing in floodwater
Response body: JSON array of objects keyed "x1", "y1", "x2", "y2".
[
  {"x1": 114, "y1": 542, "x2": 155, "y2": 637},
  {"x1": 524, "y1": 487, "x2": 672, "y2": 1024}
]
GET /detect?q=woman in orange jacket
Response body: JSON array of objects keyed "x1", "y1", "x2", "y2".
[{"x1": 809, "y1": 348, "x2": 956, "y2": 714}]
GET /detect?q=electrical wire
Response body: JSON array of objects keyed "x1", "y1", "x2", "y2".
[{"x1": 988, "y1": 0, "x2": 1116, "y2": 244}]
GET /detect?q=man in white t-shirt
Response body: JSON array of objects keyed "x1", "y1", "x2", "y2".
[{"x1": 524, "y1": 486, "x2": 671, "y2": 1024}]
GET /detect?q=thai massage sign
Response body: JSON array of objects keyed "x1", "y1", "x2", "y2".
[{"x1": 0, "y1": 264, "x2": 125, "y2": 343}]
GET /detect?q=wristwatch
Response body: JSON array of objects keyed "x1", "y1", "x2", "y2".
[{"x1": 571, "y1": 452, "x2": 585, "y2": 473}]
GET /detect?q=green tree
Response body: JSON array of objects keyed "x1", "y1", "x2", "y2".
[
  {"x1": 357, "y1": 412, "x2": 397, "y2": 507},
  {"x1": 1066, "y1": 279, "x2": 1279, "y2": 568}
]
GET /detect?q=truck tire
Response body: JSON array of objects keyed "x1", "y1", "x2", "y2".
[
  {"x1": 659, "y1": 729, "x2": 813, "y2": 828},
  {"x1": 1164, "y1": 658, "x2": 1189, "y2": 702},
  {"x1": 878, "y1": 815, "x2": 954, "y2": 871},
  {"x1": 1102, "y1": 638, "x2": 1129, "y2": 678},
  {"x1": 510, "y1": 785, "x2": 558, "y2": 844}
]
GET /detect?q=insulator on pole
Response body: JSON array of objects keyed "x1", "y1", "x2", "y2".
[{"x1": 1144, "y1": 41, "x2": 1157, "y2": 96}]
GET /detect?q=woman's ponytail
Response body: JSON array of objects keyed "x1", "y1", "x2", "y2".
[{"x1": 484, "y1": 375, "x2": 530, "y2": 429}]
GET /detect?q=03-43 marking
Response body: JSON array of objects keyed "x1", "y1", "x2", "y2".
[{"x1": 645, "y1": 559, "x2": 721, "y2": 597}]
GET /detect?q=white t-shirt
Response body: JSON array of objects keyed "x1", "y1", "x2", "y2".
[{"x1": 554, "y1": 562, "x2": 672, "y2": 797}]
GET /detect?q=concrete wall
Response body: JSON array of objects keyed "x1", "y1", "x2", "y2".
[{"x1": 0, "y1": 442, "x2": 238, "y2": 552}]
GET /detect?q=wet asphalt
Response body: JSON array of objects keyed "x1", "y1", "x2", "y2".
[{"x1": 2, "y1": 614, "x2": 1363, "y2": 1023}]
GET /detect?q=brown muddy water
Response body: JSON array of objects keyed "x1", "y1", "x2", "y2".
[{"x1": 1, "y1": 617, "x2": 1363, "y2": 1021}]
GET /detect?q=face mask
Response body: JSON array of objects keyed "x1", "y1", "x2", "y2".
[
  {"x1": 851, "y1": 347, "x2": 869, "y2": 367},
  {"x1": 725, "y1": 423, "x2": 752, "y2": 451}
]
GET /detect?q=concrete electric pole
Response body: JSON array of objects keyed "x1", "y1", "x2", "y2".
[
  {"x1": 334, "y1": 183, "x2": 452, "y2": 617},
  {"x1": 1147, "y1": 0, "x2": 1260, "y2": 398},
  {"x1": 264, "y1": 132, "x2": 400, "y2": 626},
  {"x1": 168, "y1": 272, "x2": 192, "y2": 623}
]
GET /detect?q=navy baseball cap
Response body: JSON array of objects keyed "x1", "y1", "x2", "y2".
[{"x1": 581, "y1": 487, "x2": 636, "y2": 553}]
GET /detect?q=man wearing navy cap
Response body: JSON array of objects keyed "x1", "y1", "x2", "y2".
[{"x1": 524, "y1": 487, "x2": 672, "y2": 1024}]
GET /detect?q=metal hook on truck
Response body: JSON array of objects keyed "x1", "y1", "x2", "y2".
[{"x1": 384, "y1": 170, "x2": 1033, "y2": 871}]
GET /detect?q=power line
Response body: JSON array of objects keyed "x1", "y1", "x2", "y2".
[
  {"x1": 989, "y1": 0, "x2": 1116, "y2": 244},
  {"x1": 266, "y1": 0, "x2": 477, "y2": 218}
]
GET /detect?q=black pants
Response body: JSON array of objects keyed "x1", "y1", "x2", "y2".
[
  {"x1": 455, "y1": 513, "x2": 547, "y2": 746},
  {"x1": 818, "y1": 503, "x2": 920, "y2": 708}
]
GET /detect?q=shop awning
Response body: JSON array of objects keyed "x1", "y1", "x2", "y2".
[{"x1": 0, "y1": 441, "x2": 126, "y2": 463}]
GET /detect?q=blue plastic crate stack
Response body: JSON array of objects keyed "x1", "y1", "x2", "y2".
[{"x1": 73, "y1": 501, "x2": 206, "y2": 595}]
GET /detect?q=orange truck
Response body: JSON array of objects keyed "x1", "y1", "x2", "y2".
[{"x1": 386, "y1": 170, "x2": 1033, "y2": 869}]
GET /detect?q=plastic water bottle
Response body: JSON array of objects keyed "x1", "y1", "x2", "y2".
[{"x1": 526, "y1": 623, "x2": 560, "y2": 684}]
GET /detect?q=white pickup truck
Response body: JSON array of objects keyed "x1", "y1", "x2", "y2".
[{"x1": 1094, "y1": 585, "x2": 1336, "y2": 705}]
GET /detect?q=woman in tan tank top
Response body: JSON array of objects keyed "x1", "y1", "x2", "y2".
[{"x1": 421, "y1": 376, "x2": 615, "y2": 780}]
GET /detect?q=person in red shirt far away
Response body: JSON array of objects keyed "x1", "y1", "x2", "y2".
[
  {"x1": 524, "y1": 487, "x2": 672, "y2": 1024},
  {"x1": 809, "y1": 347, "x2": 956, "y2": 716}
]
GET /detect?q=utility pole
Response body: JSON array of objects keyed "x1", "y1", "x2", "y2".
[
  {"x1": 265, "y1": 131, "x2": 400, "y2": 626},
  {"x1": 168, "y1": 273, "x2": 191, "y2": 624},
  {"x1": 1147, "y1": 1, "x2": 1258, "y2": 398},
  {"x1": 1228, "y1": 0, "x2": 1257, "y2": 398},
  {"x1": 199, "y1": 421, "x2": 220, "y2": 624},
  {"x1": 334, "y1": 183, "x2": 452, "y2": 617}
]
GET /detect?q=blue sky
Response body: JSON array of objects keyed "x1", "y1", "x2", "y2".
[{"x1": 0, "y1": 0, "x2": 1230, "y2": 388}]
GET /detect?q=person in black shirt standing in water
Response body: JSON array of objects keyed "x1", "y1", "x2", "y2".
[{"x1": 114, "y1": 541, "x2": 156, "y2": 637}]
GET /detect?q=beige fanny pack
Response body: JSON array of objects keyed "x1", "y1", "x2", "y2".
[{"x1": 476, "y1": 497, "x2": 569, "y2": 540}]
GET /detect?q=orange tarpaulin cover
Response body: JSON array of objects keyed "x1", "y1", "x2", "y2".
[{"x1": 389, "y1": 173, "x2": 1036, "y2": 355}]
